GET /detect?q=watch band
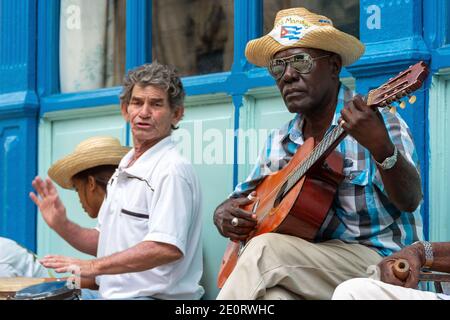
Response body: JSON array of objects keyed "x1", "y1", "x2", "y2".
[{"x1": 413, "y1": 240, "x2": 434, "y2": 269}]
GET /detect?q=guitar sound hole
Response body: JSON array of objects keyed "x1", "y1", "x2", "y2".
[{"x1": 274, "y1": 181, "x2": 288, "y2": 207}]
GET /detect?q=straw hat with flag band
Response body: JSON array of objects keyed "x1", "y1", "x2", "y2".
[
  {"x1": 245, "y1": 7, "x2": 365, "y2": 68},
  {"x1": 48, "y1": 136, "x2": 131, "y2": 190}
]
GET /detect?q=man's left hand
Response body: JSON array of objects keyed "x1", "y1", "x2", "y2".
[
  {"x1": 377, "y1": 245, "x2": 424, "y2": 288},
  {"x1": 40, "y1": 255, "x2": 98, "y2": 278}
]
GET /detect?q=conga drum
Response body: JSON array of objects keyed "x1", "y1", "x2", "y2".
[
  {"x1": 0, "y1": 277, "x2": 48, "y2": 300},
  {"x1": 12, "y1": 280, "x2": 81, "y2": 300}
]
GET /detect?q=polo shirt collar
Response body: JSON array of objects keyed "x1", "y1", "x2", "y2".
[{"x1": 119, "y1": 136, "x2": 174, "y2": 178}]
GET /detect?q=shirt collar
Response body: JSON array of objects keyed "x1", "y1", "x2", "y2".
[
  {"x1": 281, "y1": 83, "x2": 354, "y2": 144},
  {"x1": 119, "y1": 136, "x2": 174, "y2": 178}
]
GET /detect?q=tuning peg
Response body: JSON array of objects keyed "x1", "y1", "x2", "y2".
[
  {"x1": 390, "y1": 106, "x2": 397, "y2": 114},
  {"x1": 399, "y1": 101, "x2": 406, "y2": 109},
  {"x1": 408, "y1": 95, "x2": 417, "y2": 104}
]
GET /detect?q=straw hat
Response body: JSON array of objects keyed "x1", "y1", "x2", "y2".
[
  {"x1": 245, "y1": 7, "x2": 365, "y2": 67},
  {"x1": 48, "y1": 136, "x2": 130, "y2": 189}
]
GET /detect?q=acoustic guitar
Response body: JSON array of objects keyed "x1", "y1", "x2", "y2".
[{"x1": 217, "y1": 61, "x2": 429, "y2": 288}]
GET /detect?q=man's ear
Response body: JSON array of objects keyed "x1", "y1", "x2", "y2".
[
  {"x1": 329, "y1": 54, "x2": 343, "y2": 79},
  {"x1": 87, "y1": 175, "x2": 96, "y2": 192},
  {"x1": 172, "y1": 105, "x2": 184, "y2": 127},
  {"x1": 121, "y1": 103, "x2": 129, "y2": 122}
]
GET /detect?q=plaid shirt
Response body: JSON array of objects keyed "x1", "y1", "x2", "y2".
[{"x1": 232, "y1": 84, "x2": 423, "y2": 256}]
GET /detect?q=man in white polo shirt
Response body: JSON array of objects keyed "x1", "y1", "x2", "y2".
[{"x1": 39, "y1": 62, "x2": 204, "y2": 300}]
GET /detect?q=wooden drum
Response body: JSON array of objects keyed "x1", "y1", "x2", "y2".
[{"x1": 0, "y1": 277, "x2": 48, "y2": 300}]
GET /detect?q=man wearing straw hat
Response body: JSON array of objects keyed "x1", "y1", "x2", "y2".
[
  {"x1": 32, "y1": 136, "x2": 130, "y2": 221},
  {"x1": 0, "y1": 136, "x2": 127, "y2": 287},
  {"x1": 214, "y1": 7, "x2": 423, "y2": 299},
  {"x1": 37, "y1": 62, "x2": 204, "y2": 300}
]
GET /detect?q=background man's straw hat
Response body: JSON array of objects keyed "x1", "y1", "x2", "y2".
[
  {"x1": 48, "y1": 136, "x2": 130, "y2": 189},
  {"x1": 245, "y1": 7, "x2": 365, "y2": 67}
]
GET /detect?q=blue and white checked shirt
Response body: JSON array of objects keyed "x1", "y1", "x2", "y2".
[{"x1": 232, "y1": 84, "x2": 423, "y2": 257}]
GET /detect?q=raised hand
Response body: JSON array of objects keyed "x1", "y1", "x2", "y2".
[{"x1": 30, "y1": 177, "x2": 68, "y2": 230}]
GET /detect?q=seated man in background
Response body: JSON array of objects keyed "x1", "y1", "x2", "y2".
[{"x1": 332, "y1": 241, "x2": 450, "y2": 300}]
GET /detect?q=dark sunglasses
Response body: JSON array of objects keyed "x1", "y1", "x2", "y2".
[{"x1": 268, "y1": 53, "x2": 330, "y2": 80}]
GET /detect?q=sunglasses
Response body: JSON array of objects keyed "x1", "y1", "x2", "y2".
[{"x1": 268, "y1": 53, "x2": 330, "y2": 80}]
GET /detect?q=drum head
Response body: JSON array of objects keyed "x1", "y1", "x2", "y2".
[
  {"x1": 0, "y1": 277, "x2": 47, "y2": 300},
  {"x1": 13, "y1": 280, "x2": 80, "y2": 300}
]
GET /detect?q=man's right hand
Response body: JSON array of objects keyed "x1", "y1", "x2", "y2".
[
  {"x1": 213, "y1": 192, "x2": 258, "y2": 242},
  {"x1": 30, "y1": 177, "x2": 68, "y2": 231}
]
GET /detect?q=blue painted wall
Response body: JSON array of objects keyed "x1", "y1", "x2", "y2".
[
  {"x1": 350, "y1": 0, "x2": 432, "y2": 238},
  {"x1": 0, "y1": 0, "x2": 38, "y2": 250}
]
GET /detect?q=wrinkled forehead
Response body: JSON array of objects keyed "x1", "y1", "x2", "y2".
[{"x1": 130, "y1": 84, "x2": 169, "y2": 100}]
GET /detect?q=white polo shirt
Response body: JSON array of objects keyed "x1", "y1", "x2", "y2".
[
  {"x1": 95, "y1": 136, "x2": 204, "y2": 299},
  {"x1": 0, "y1": 237, "x2": 49, "y2": 278}
]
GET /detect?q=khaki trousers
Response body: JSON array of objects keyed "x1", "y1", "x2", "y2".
[{"x1": 216, "y1": 233, "x2": 382, "y2": 300}]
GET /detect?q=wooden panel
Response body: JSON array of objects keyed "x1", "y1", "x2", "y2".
[
  {"x1": 239, "y1": 86, "x2": 293, "y2": 182},
  {"x1": 429, "y1": 72, "x2": 450, "y2": 242},
  {"x1": 0, "y1": 118, "x2": 37, "y2": 250},
  {"x1": 174, "y1": 94, "x2": 234, "y2": 299}
]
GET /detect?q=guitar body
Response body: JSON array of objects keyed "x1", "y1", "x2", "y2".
[{"x1": 217, "y1": 137, "x2": 344, "y2": 288}]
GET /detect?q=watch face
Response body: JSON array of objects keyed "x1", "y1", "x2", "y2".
[
  {"x1": 380, "y1": 146, "x2": 398, "y2": 170},
  {"x1": 384, "y1": 157, "x2": 396, "y2": 169}
]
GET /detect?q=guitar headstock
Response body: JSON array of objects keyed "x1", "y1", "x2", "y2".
[{"x1": 366, "y1": 61, "x2": 429, "y2": 113}]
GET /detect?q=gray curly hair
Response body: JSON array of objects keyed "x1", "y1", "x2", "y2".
[{"x1": 119, "y1": 62, "x2": 185, "y2": 109}]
